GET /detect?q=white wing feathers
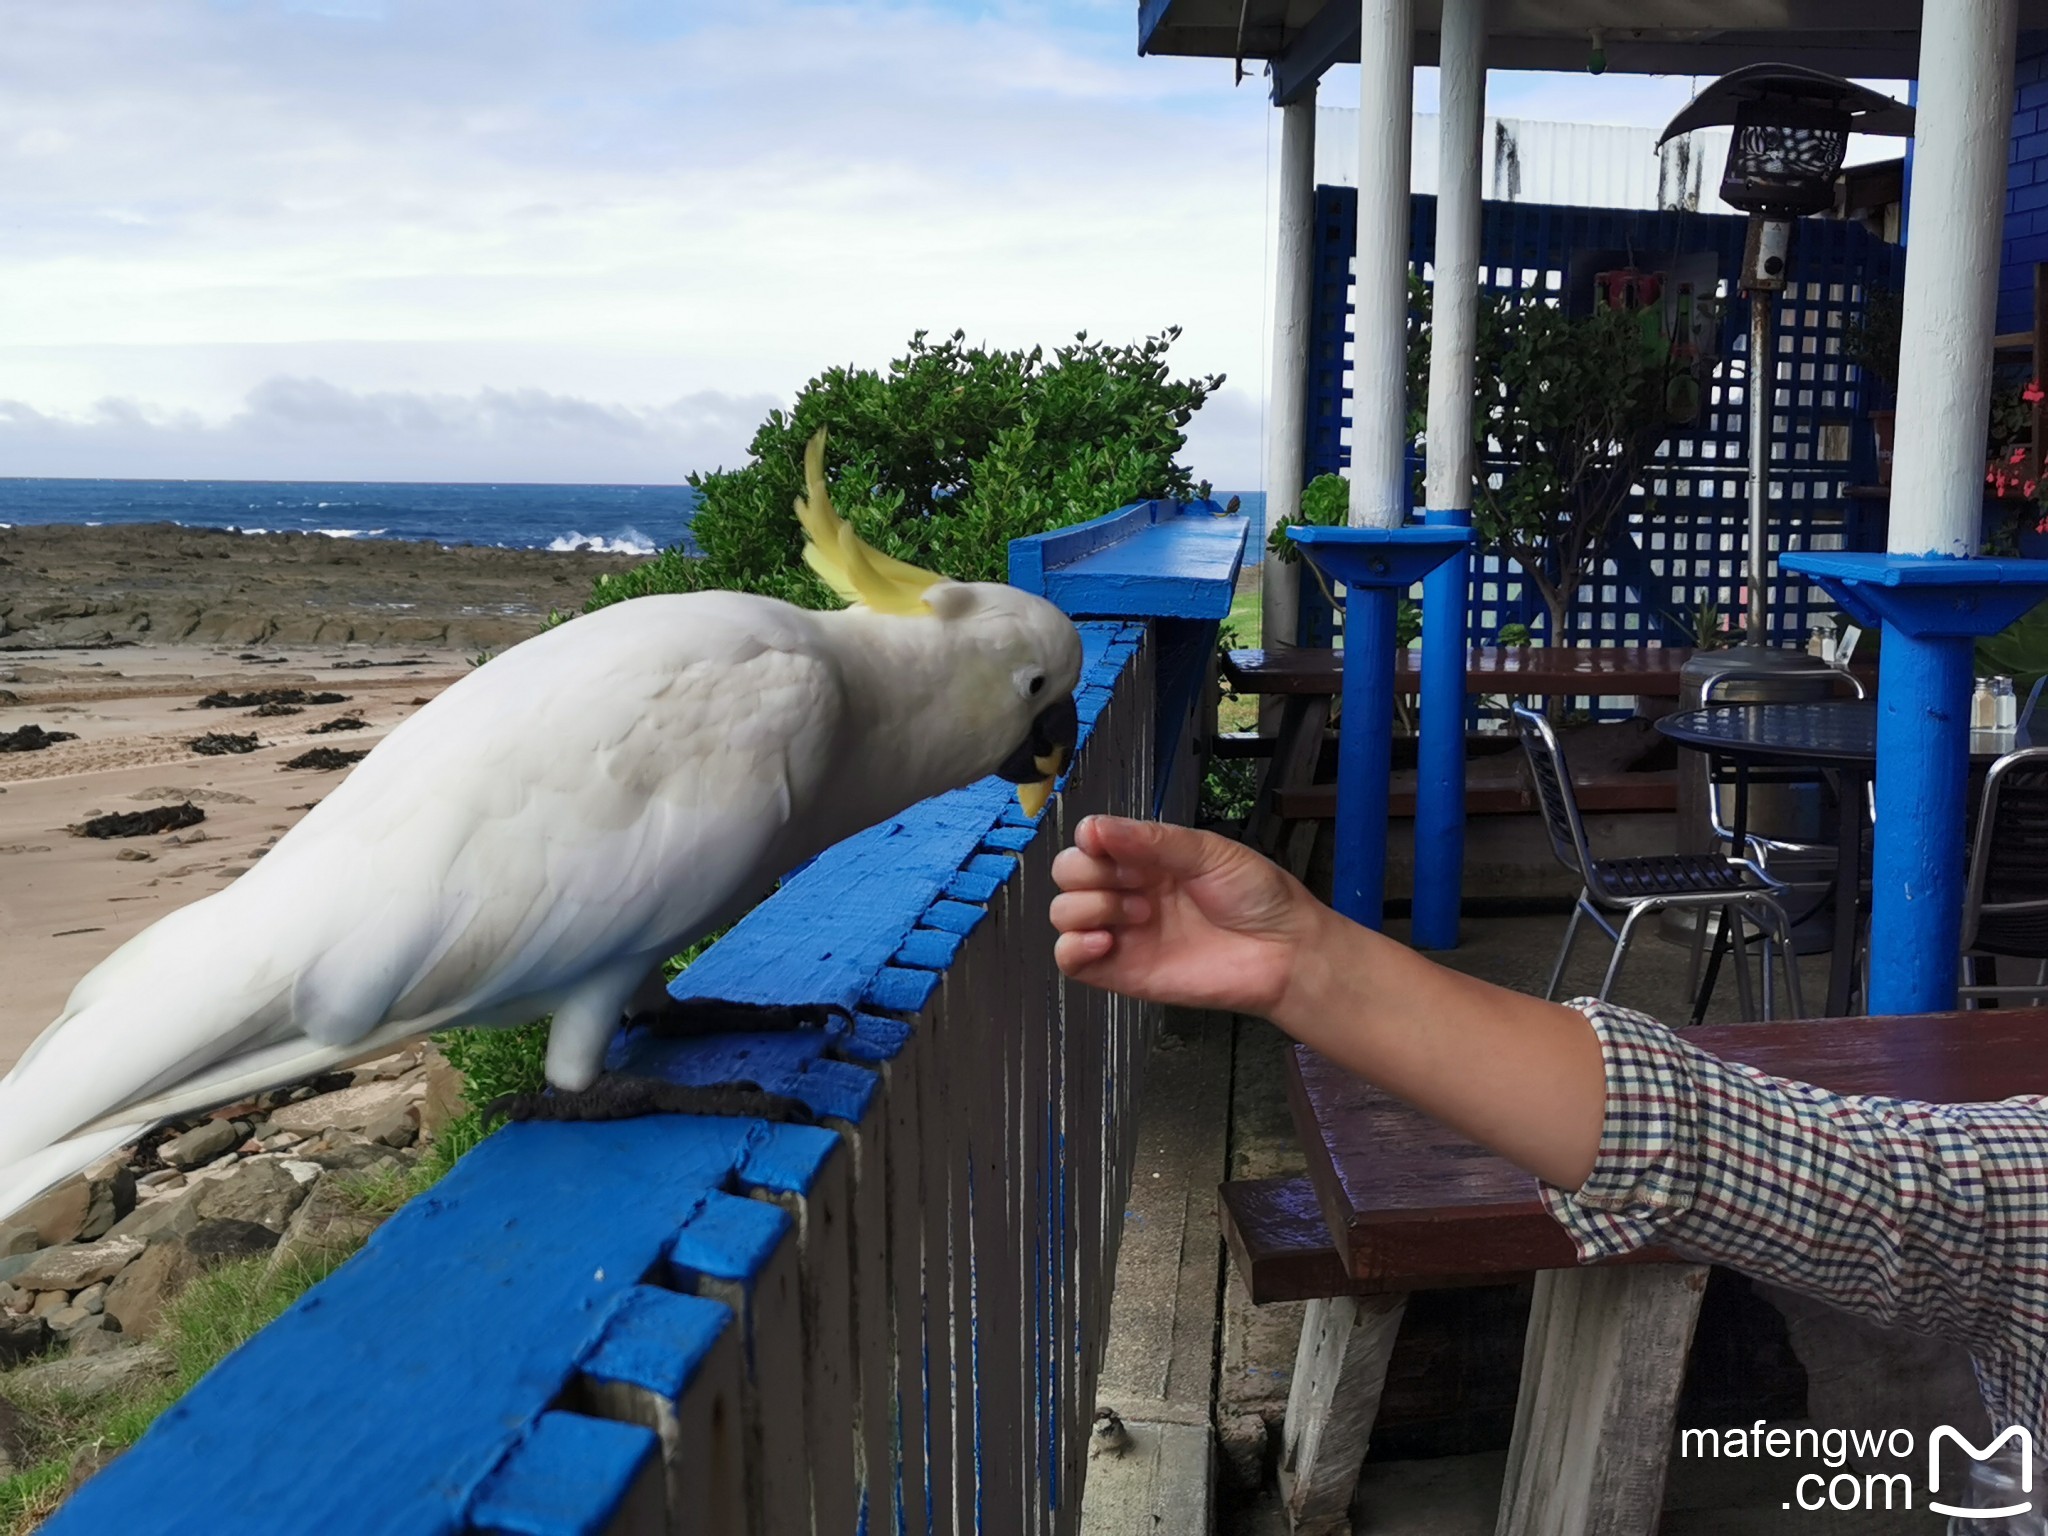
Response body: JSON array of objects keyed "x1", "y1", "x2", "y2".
[{"x1": 0, "y1": 593, "x2": 843, "y2": 1204}]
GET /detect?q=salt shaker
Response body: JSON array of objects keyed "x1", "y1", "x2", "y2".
[
  {"x1": 1994, "y1": 675, "x2": 2018, "y2": 732},
  {"x1": 1974, "y1": 677, "x2": 1999, "y2": 731},
  {"x1": 1808, "y1": 615, "x2": 1837, "y2": 662}
]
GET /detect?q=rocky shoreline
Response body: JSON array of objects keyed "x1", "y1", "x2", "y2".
[
  {"x1": 0, "y1": 1043, "x2": 463, "y2": 1384},
  {"x1": 0, "y1": 523, "x2": 648, "y2": 654}
]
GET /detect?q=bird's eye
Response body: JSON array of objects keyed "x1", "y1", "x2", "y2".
[{"x1": 1029, "y1": 674, "x2": 1047, "y2": 696}]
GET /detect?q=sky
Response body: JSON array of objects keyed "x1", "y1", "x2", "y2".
[{"x1": 0, "y1": 2, "x2": 1870, "y2": 488}]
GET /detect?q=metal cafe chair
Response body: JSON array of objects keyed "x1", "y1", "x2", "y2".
[
  {"x1": 1687, "y1": 667, "x2": 1867, "y2": 1015},
  {"x1": 1515, "y1": 704, "x2": 1806, "y2": 1020},
  {"x1": 1959, "y1": 746, "x2": 2048, "y2": 1007},
  {"x1": 1697, "y1": 666, "x2": 1868, "y2": 875}
]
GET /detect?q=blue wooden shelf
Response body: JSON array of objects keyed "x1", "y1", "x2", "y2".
[{"x1": 1009, "y1": 498, "x2": 1249, "y2": 620}]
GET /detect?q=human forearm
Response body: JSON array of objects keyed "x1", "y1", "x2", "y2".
[
  {"x1": 1270, "y1": 904, "x2": 1607, "y2": 1189},
  {"x1": 1046, "y1": 814, "x2": 1607, "y2": 1188}
]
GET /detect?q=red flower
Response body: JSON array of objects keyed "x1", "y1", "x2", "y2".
[{"x1": 2026, "y1": 380, "x2": 2045, "y2": 403}]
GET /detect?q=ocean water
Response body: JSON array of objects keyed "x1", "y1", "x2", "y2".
[
  {"x1": 0, "y1": 478, "x2": 1266, "y2": 562},
  {"x1": 0, "y1": 478, "x2": 700, "y2": 557}
]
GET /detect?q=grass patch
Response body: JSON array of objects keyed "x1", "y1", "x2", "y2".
[
  {"x1": 0, "y1": 1249, "x2": 350, "y2": 1535},
  {"x1": 1226, "y1": 577, "x2": 1262, "y2": 652}
]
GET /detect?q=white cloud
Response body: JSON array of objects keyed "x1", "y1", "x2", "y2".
[
  {"x1": 2, "y1": 3, "x2": 1878, "y2": 490},
  {"x1": 0, "y1": 379, "x2": 781, "y2": 483},
  {"x1": 0, "y1": 1, "x2": 1275, "y2": 483}
]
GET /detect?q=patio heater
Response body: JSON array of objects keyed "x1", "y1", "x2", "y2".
[
  {"x1": 1656, "y1": 68, "x2": 1915, "y2": 941},
  {"x1": 1658, "y1": 67, "x2": 1914, "y2": 662}
]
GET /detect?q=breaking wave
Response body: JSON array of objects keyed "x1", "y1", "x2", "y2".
[{"x1": 547, "y1": 529, "x2": 657, "y2": 556}]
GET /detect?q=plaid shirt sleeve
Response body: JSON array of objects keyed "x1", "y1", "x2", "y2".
[{"x1": 1539, "y1": 998, "x2": 2048, "y2": 1429}]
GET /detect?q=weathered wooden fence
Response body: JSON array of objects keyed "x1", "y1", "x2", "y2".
[{"x1": 49, "y1": 503, "x2": 1246, "y2": 1536}]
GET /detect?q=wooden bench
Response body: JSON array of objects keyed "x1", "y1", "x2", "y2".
[
  {"x1": 1220, "y1": 646, "x2": 1692, "y2": 860},
  {"x1": 1228, "y1": 1006, "x2": 2048, "y2": 1536},
  {"x1": 1220, "y1": 644, "x2": 1698, "y2": 700}
]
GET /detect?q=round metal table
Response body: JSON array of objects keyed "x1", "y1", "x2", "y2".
[{"x1": 1656, "y1": 701, "x2": 2038, "y2": 1015}]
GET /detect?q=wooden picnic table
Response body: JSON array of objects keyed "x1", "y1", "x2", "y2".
[
  {"x1": 1221, "y1": 646, "x2": 1695, "y2": 858},
  {"x1": 1220, "y1": 644, "x2": 1698, "y2": 698},
  {"x1": 1227, "y1": 1007, "x2": 2048, "y2": 1534}
]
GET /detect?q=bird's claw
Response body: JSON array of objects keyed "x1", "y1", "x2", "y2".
[
  {"x1": 622, "y1": 997, "x2": 853, "y2": 1038},
  {"x1": 482, "y1": 1073, "x2": 816, "y2": 1127}
]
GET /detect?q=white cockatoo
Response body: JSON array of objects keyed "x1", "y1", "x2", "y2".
[{"x1": 0, "y1": 434, "x2": 1083, "y2": 1221}]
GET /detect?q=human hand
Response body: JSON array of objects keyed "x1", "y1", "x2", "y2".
[{"x1": 1049, "y1": 815, "x2": 1325, "y2": 1021}]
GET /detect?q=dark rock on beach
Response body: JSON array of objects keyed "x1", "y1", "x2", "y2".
[
  {"x1": 73, "y1": 804, "x2": 206, "y2": 839},
  {"x1": 0, "y1": 724, "x2": 79, "y2": 752},
  {"x1": 189, "y1": 733, "x2": 260, "y2": 756},
  {"x1": 281, "y1": 746, "x2": 368, "y2": 771},
  {"x1": 197, "y1": 688, "x2": 348, "y2": 710},
  {"x1": 0, "y1": 522, "x2": 646, "y2": 652}
]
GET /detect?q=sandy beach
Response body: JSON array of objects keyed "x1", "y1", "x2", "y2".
[{"x1": 0, "y1": 524, "x2": 651, "y2": 1075}]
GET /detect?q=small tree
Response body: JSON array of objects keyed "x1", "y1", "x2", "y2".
[
  {"x1": 587, "y1": 328, "x2": 1222, "y2": 613},
  {"x1": 1409, "y1": 279, "x2": 1687, "y2": 647}
]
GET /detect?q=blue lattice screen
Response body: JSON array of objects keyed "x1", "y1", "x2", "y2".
[{"x1": 1305, "y1": 188, "x2": 1903, "y2": 659}]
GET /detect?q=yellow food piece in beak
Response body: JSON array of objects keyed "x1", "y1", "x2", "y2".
[{"x1": 1014, "y1": 746, "x2": 1069, "y2": 819}]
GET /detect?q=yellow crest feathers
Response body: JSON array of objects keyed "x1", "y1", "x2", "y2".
[{"x1": 795, "y1": 431, "x2": 946, "y2": 616}]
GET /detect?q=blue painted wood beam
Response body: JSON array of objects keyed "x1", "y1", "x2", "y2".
[
  {"x1": 1009, "y1": 499, "x2": 1247, "y2": 622},
  {"x1": 1137, "y1": 0, "x2": 1176, "y2": 54},
  {"x1": 1269, "y1": 0, "x2": 1356, "y2": 106}
]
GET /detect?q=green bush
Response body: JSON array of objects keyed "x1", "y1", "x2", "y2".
[{"x1": 587, "y1": 328, "x2": 1222, "y2": 612}]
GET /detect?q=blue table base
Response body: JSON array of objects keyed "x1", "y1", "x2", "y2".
[
  {"x1": 1782, "y1": 551, "x2": 2048, "y2": 1015},
  {"x1": 1289, "y1": 525, "x2": 1474, "y2": 930}
]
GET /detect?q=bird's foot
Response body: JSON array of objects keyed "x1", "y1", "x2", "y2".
[
  {"x1": 624, "y1": 996, "x2": 852, "y2": 1038},
  {"x1": 483, "y1": 1073, "x2": 815, "y2": 1126}
]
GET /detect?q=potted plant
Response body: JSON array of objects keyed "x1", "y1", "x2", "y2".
[{"x1": 1407, "y1": 277, "x2": 1693, "y2": 655}]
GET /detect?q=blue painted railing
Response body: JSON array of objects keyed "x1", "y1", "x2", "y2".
[{"x1": 53, "y1": 503, "x2": 1246, "y2": 1536}]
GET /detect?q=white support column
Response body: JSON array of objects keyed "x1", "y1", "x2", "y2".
[
  {"x1": 1348, "y1": 0, "x2": 1417, "y2": 530},
  {"x1": 1889, "y1": 0, "x2": 2018, "y2": 556},
  {"x1": 1423, "y1": 0, "x2": 1484, "y2": 514},
  {"x1": 1263, "y1": 86, "x2": 1317, "y2": 666}
]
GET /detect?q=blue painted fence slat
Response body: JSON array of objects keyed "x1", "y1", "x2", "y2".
[{"x1": 469, "y1": 1410, "x2": 664, "y2": 1536}]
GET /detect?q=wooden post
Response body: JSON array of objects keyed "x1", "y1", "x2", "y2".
[
  {"x1": 1264, "y1": 85, "x2": 1318, "y2": 682},
  {"x1": 1278, "y1": 1292, "x2": 1408, "y2": 1534},
  {"x1": 1496, "y1": 1264, "x2": 1709, "y2": 1536}
]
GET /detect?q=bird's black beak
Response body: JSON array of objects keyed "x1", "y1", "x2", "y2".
[{"x1": 994, "y1": 694, "x2": 1078, "y2": 816}]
